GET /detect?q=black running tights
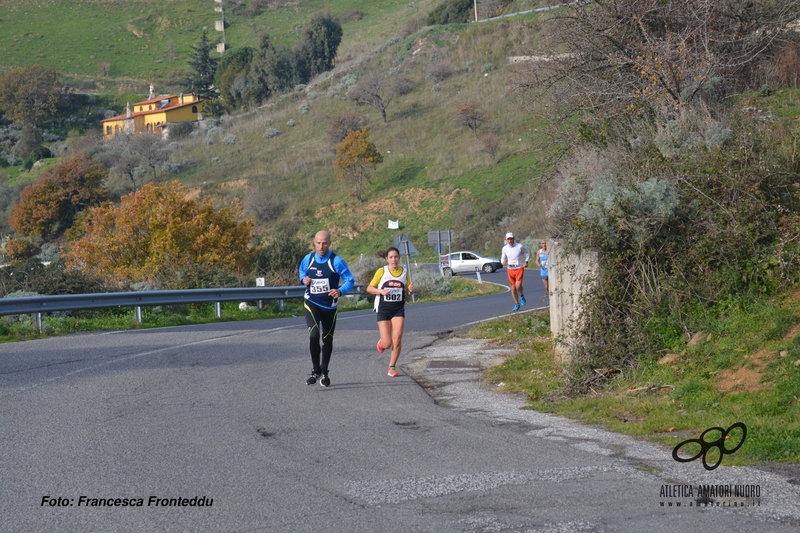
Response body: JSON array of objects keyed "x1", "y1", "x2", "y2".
[{"x1": 304, "y1": 302, "x2": 338, "y2": 375}]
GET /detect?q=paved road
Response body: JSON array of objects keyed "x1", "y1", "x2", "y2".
[{"x1": 2, "y1": 272, "x2": 799, "y2": 533}]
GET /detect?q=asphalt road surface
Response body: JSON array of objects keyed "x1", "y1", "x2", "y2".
[{"x1": 2, "y1": 271, "x2": 799, "y2": 533}]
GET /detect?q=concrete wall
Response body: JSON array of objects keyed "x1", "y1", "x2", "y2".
[{"x1": 547, "y1": 240, "x2": 599, "y2": 362}]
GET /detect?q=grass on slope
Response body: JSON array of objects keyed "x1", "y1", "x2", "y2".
[
  {"x1": 476, "y1": 289, "x2": 800, "y2": 465},
  {"x1": 0, "y1": 0, "x2": 457, "y2": 83},
  {"x1": 146, "y1": 12, "x2": 554, "y2": 261}
]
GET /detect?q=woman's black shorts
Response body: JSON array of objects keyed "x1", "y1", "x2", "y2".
[{"x1": 376, "y1": 306, "x2": 405, "y2": 321}]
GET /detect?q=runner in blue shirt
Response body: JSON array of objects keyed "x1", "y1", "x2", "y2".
[{"x1": 298, "y1": 230, "x2": 355, "y2": 387}]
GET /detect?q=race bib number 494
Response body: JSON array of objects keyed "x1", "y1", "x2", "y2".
[{"x1": 310, "y1": 279, "x2": 331, "y2": 294}]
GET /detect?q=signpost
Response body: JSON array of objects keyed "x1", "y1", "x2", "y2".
[
  {"x1": 394, "y1": 235, "x2": 418, "y2": 302},
  {"x1": 428, "y1": 230, "x2": 453, "y2": 277}
]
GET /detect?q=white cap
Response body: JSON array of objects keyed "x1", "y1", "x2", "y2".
[{"x1": 505, "y1": 232, "x2": 514, "y2": 239}]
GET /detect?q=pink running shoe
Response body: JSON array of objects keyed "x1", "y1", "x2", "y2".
[
  {"x1": 377, "y1": 340, "x2": 385, "y2": 353},
  {"x1": 387, "y1": 366, "x2": 399, "y2": 377}
]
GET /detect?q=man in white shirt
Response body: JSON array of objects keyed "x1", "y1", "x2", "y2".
[{"x1": 500, "y1": 232, "x2": 530, "y2": 312}]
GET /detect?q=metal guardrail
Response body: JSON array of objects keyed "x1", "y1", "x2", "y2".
[{"x1": 0, "y1": 285, "x2": 363, "y2": 332}]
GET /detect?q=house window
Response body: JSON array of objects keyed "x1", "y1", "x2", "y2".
[
  {"x1": 106, "y1": 126, "x2": 112, "y2": 135},
  {"x1": 149, "y1": 105, "x2": 152, "y2": 110},
  {"x1": 192, "y1": 105, "x2": 198, "y2": 113},
  {"x1": 147, "y1": 124, "x2": 152, "y2": 132}
]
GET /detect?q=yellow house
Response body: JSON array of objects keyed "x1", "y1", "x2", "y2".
[{"x1": 102, "y1": 92, "x2": 203, "y2": 140}]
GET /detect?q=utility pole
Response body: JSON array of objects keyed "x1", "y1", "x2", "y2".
[{"x1": 474, "y1": 0, "x2": 478, "y2": 22}]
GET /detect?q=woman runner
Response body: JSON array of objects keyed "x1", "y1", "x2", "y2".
[{"x1": 366, "y1": 247, "x2": 414, "y2": 377}]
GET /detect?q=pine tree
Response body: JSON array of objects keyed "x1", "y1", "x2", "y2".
[
  {"x1": 295, "y1": 13, "x2": 343, "y2": 81},
  {"x1": 183, "y1": 30, "x2": 220, "y2": 99}
]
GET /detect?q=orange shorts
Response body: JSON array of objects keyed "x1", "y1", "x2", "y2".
[{"x1": 507, "y1": 267, "x2": 525, "y2": 285}]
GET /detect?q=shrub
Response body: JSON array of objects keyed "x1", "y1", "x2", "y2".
[
  {"x1": 703, "y1": 121, "x2": 733, "y2": 149},
  {"x1": 552, "y1": 112, "x2": 800, "y2": 393},
  {"x1": 426, "y1": 0, "x2": 473, "y2": 25},
  {"x1": 168, "y1": 121, "x2": 195, "y2": 140},
  {"x1": 243, "y1": 184, "x2": 284, "y2": 223},
  {"x1": 327, "y1": 113, "x2": 367, "y2": 144},
  {"x1": 253, "y1": 236, "x2": 309, "y2": 274},
  {"x1": 37, "y1": 242, "x2": 60, "y2": 263},
  {"x1": 28, "y1": 145, "x2": 51, "y2": 163},
  {"x1": 222, "y1": 133, "x2": 237, "y2": 144},
  {"x1": 162, "y1": 162, "x2": 182, "y2": 174},
  {"x1": 428, "y1": 59, "x2": 454, "y2": 82},
  {"x1": 202, "y1": 98, "x2": 225, "y2": 118},
  {"x1": 5, "y1": 238, "x2": 39, "y2": 261},
  {"x1": 349, "y1": 256, "x2": 386, "y2": 287},
  {"x1": 63, "y1": 181, "x2": 254, "y2": 289},
  {"x1": 264, "y1": 128, "x2": 281, "y2": 138},
  {"x1": 327, "y1": 74, "x2": 358, "y2": 98},
  {"x1": 50, "y1": 141, "x2": 67, "y2": 157},
  {"x1": 409, "y1": 268, "x2": 452, "y2": 298}
]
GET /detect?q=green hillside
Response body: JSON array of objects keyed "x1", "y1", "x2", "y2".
[
  {"x1": 1, "y1": 0, "x2": 393, "y2": 81},
  {"x1": 0, "y1": 0, "x2": 541, "y2": 87},
  {"x1": 1, "y1": 0, "x2": 553, "y2": 259}
]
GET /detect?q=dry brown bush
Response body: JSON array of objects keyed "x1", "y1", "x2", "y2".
[{"x1": 327, "y1": 113, "x2": 367, "y2": 144}]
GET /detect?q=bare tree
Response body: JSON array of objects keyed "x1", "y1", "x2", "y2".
[
  {"x1": 114, "y1": 147, "x2": 144, "y2": 191},
  {"x1": 133, "y1": 134, "x2": 169, "y2": 183},
  {"x1": 480, "y1": 132, "x2": 500, "y2": 163},
  {"x1": 100, "y1": 134, "x2": 143, "y2": 191},
  {"x1": 327, "y1": 113, "x2": 367, "y2": 144},
  {"x1": 513, "y1": 0, "x2": 800, "y2": 119},
  {"x1": 348, "y1": 71, "x2": 415, "y2": 123},
  {"x1": 243, "y1": 182, "x2": 284, "y2": 223},
  {"x1": 455, "y1": 101, "x2": 486, "y2": 140}
]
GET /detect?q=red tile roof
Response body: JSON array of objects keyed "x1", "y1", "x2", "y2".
[{"x1": 101, "y1": 97, "x2": 203, "y2": 122}]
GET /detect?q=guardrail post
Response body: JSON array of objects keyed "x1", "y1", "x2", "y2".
[
  {"x1": 258, "y1": 300, "x2": 263, "y2": 309},
  {"x1": 475, "y1": 267, "x2": 482, "y2": 283},
  {"x1": 135, "y1": 306, "x2": 143, "y2": 324},
  {"x1": 279, "y1": 299, "x2": 285, "y2": 312},
  {"x1": 36, "y1": 312, "x2": 43, "y2": 333},
  {"x1": 215, "y1": 302, "x2": 221, "y2": 318}
]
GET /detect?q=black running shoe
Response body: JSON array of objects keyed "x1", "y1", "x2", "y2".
[
  {"x1": 320, "y1": 374, "x2": 330, "y2": 387},
  {"x1": 306, "y1": 372, "x2": 318, "y2": 385}
]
